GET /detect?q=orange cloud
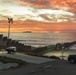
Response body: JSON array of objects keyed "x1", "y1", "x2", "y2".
[
  {"x1": 19, "y1": 0, "x2": 76, "y2": 12},
  {"x1": 0, "y1": 20, "x2": 76, "y2": 32},
  {"x1": 51, "y1": 0, "x2": 76, "y2": 12},
  {"x1": 19, "y1": 0, "x2": 50, "y2": 8}
]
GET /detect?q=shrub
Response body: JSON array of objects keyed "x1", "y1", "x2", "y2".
[{"x1": 49, "y1": 56, "x2": 60, "y2": 59}]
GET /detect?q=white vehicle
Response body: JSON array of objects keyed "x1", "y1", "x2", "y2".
[{"x1": 6, "y1": 46, "x2": 17, "y2": 54}]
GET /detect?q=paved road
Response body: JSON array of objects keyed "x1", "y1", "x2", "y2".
[{"x1": 0, "y1": 52, "x2": 54, "y2": 64}]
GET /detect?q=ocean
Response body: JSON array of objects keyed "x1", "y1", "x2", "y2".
[{"x1": 0, "y1": 32, "x2": 76, "y2": 47}]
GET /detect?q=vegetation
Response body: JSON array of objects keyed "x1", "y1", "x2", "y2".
[
  {"x1": 41, "y1": 55, "x2": 60, "y2": 59},
  {"x1": 55, "y1": 43, "x2": 62, "y2": 51},
  {"x1": 49, "y1": 56, "x2": 60, "y2": 59},
  {"x1": 0, "y1": 56, "x2": 27, "y2": 66}
]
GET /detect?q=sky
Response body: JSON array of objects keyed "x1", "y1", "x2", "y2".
[{"x1": 0, "y1": 0, "x2": 76, "y2": 32}]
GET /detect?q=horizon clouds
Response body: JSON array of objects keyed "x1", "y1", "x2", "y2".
[{"x1": 0, "y1": 0, "x2": 76, "y2": 32}]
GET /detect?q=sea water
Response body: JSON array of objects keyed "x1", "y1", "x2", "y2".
[{"x1": 0, "y1": 32, "x2": 76, "y2": 47}]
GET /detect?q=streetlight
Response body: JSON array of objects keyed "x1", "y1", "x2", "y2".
[
  {"x1": 7, "y1": 18, "x2": 13, "y2": 47},
  {"x1": 61, "y1": 46, "x2": 65, "y2": 60}
]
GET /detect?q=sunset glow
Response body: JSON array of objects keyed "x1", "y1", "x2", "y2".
[{"x1": 0, "y1": 0, "x2": 76, "y2": 32}]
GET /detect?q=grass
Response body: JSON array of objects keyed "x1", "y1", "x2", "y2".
[{"x1": 0, "y1": 56, "x2": 27, "y2": 67}]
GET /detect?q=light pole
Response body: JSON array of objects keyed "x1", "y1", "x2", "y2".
[
  {"x1": 62, "y1": 46, "x2": 64, "y2": 60},
  {"x1": 7, "y1": 18, "x2": 13, "y2": 47}
]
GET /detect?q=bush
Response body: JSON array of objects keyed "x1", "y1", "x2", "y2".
[
  {"x1": 55, "y1": 43, "x2": 62, "y2": 51},
  {"x1": 49, "y1": 56, "x2": 60, "y2": 59}
]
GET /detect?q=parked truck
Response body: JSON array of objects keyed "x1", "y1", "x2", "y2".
[
  {"x1": 6, "y1": 46, "x2": 17, "y2": 54},
  {"x1": 68, "y1": 55, "x2": 76, "y2": 63}
]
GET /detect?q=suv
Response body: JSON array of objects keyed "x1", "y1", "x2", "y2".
[
  {"x1": 68, "y1": 55, "x2": 76, "y2": 63},
  {"x1": 6, "y1": 46, "x2": 17, "y2": 54}
]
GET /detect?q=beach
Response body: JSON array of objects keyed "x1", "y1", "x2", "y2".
[{"x1": 0, "y1": 59, "x2": 76, "y2": 75}]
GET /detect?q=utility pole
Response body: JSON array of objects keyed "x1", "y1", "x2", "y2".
[
  {"x1": 62, "y1": 46, "x2": 64, "y2": 60},
  {"x1": 7, "y1": 18, "x2": 13, "y2": 47}
]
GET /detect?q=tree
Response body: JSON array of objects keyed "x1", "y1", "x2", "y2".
[{"x1": 55, "y1": 43, "x2": 62, "y2": 51}]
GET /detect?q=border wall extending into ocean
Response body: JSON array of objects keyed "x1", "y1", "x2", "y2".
[{"x1": 0, "y1": 34, "x2": 31, "y2": 52}]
